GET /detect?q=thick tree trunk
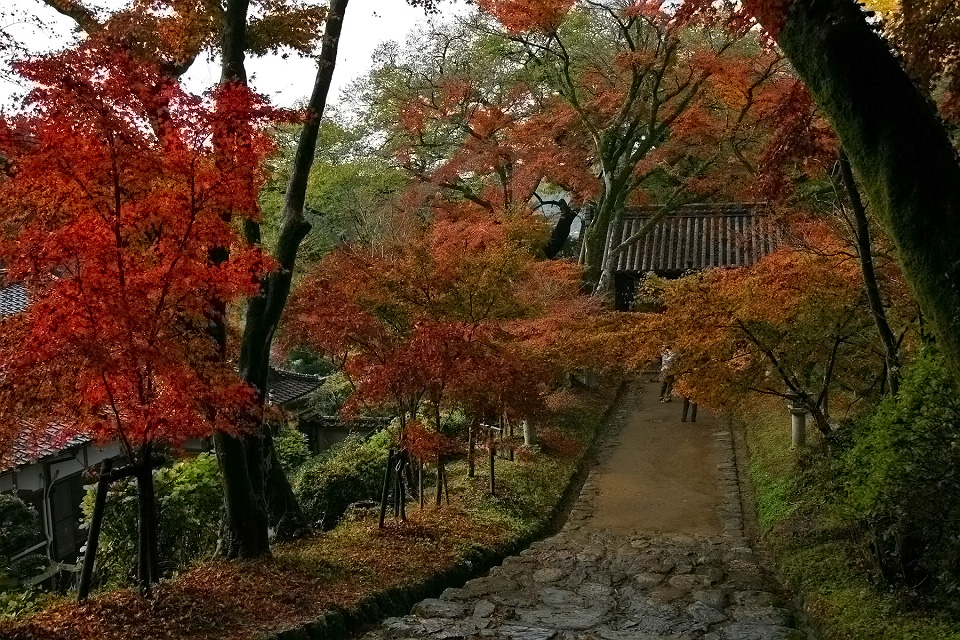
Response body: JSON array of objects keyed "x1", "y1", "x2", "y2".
[
  {"x1": 214, "y1": 432, "x2": 270, "y2": 557},
  {"x1": 838, "y1": 151, "x2": 901, "y2": 395},
  {"x1": 522, "y1": 419, "x2": 537, "y2": 447},
  {"x1": 769, "y1": 0, "x2": 960, "y2": 388},
  {"x1": 543, "y1": 200, "x2": 579, "y2": 259},
  {"x1": 220, "y1": 0, "x2": 251, "y2": 84},
  {"x1": 213, "y1": 0, "x2": 272, "y2": 559}
]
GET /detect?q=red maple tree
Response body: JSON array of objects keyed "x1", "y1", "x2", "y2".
[{"x1": 0, "y1": 46, "x2": 278, "y2": 592}]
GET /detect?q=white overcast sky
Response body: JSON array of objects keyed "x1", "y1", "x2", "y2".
[{"x1": 1, "y1": 1, "x2": 469, "y2": 110}]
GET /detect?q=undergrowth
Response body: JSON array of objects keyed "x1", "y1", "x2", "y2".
[
  {"x1": 0, "y1": 385, "x2": 612, "y2": 640},
  {"x1": 741, "y1": 388, "x2": 960, "y2": 640}
]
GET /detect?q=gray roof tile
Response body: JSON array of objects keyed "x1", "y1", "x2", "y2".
[
  {"x1": 0, "y1": 283, "x2": 28, "y2": 316},
  {"x1": 614, "y1": 204, "x2": 782, "y2": 275}
]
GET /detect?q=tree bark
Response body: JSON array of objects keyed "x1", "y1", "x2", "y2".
[
  {"x1": 543, "y1": 200, "x2": 579, "y2": 258},
  {"x1": 134, "y1": 452, "x2": 159, "y2": 595},
  {"x1": 214, "y1": 432, "x2": 270, "y2": 557},
  {"x1": 77, "y1": 458, "x2": 113, "y2": 603},
  {"x1": 837, "y1": 150, "x2": 901, "y2": 395},
  {"x1": 235, "y1": 0, "x2": 349, "y2": 540},
  {"x1": 768, "y1": 0, "x2": 960, "y2": 389},
  {"x1": 212, "y1": 0, "x2": 273, "y2": 560},
  {"x1": 220, "y1": 0, "x2": 251, "y2": 84}
]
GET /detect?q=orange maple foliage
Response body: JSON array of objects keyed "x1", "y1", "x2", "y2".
[
  {"x1": 645, "y1": 221, "x2": 878, "y2": 431},
  {"x1": 476, "y1": 0, "x2": 576, "y2": 32},
  {"x1": 281, "y1": 205, "x2": 603, "y2": 436}
]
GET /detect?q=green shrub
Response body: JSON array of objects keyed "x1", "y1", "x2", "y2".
[
  {"x1": 305, "y1": 372, "x2": 354, "y2": 416},
  {"x1": 274, "y1": 425, "x2": 311, "y2": 474},
  {"x1": 0, "y1": 495, "x2": 40, "y2": 560},
  {"x1": 838, "y1": 347, "x2": 960, "y2": 603},
  {"x1": 293, "y1": 430, "x2": 391, "y2": 530},
  {"x1": 82, "y1": 452, "x2": 222, "y2": 587},
  {"x1": 0, "y1": 495, "x2": 48, "y2": 618},
  {"x1": 0, "y1": 587, "x2": 45, "y2": 619}
]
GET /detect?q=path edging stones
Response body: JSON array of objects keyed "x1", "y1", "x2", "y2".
[{"x1": 259, "y1": 380, "x2": 630, "y2": 640}]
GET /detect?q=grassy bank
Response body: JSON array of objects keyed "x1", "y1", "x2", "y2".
[
  {"x1": 0, "y1": 385, "x2": 618, "y2": 640},
  {"x1": 740, "y1": 398, "x2": 960, "y2": 640}
]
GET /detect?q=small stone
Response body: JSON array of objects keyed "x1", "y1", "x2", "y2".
[
  {"x1": 716, "y1": 622, "x2": 806, "y2": 640},
  {"x1": 692, "y1": 589, "x2": 729, "y2": 609},
  {"x1": 412, "y1": 599, "x2": 468, "y2": 619},
  {"x1": 695, "y1": 566, "x2": 726, "y2": 584},
  {"x1": 729, "y1": 605, "x2": 794, "y2": 627},
  {"x1": 633, "y1": 572, "x2": 665, "y2": 588},
  {"x1": 732, "y1": 590, "x2": 780, "y2": 607},
  {"x1": 472, "y1": 600, "x2": 496, "y2": 618},
  {"x1": 576, "y1": 549, "x2": 604, "y2": 563},
  {"x1": 497, "y1": 625, "x2": 558, "y2": 640},
  {"x1": 667, "y1": 574, "x2": 710, "y2": 590},
  {"x1": 448, "y1": 576, "x2": 520, "y2": 600},
  {"x1": 533, "y1": 568, "x2": 566, "y2": 583},
  {"x1": 576, "y1": 582, "x2": 615, "y2": 599},
  {"x1": 518, "y1": 606, "x2": 607, "y2": 631},
  {"x1": 539, "y1": 587, "x2": 586, "y2": 608},
  {"x1": 687, "y1": 601, "x2": 727, "y2": 625}
]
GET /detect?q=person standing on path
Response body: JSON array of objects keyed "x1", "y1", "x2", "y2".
[{"x1": 660, "y1": 346, "x2": 676, "y2": 402}]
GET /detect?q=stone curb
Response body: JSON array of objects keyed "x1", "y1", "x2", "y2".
[{"x1": 259, "y1": 380, "x2": 630, "y2": 640}]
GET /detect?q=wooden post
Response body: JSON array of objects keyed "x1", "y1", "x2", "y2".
[
  {"x1": 379, "y1": 449, "x2": 394, "y2": 528},
  {"x1": 489, "y1": 429, "x2": 496, "y2": 497},
  {"x1": 419, "y1": 460, "x2": 424, "y2": 509},
  {"x1": 436, "y1": 455, "x2": 443, "y2": 507},
  {"x1": 468, "y1": 423, "x2": 475, "y2": 478},
  {"x1": 77, "y1": 458, "x2": 113, "y2": 603},
  {"x1": 442, "y1": 464, "x2": 450, "y2": 506}
]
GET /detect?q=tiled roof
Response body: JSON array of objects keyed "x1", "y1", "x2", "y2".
[
  {"x1": 297, "y1": 412, "x2": 391, "y2": 429},
  {"x1": 0, "y1": 283, "x2": 28, "y2": 316},
  {"x1": 267, "y1": 368, "x2": 326, "y2": 406},
  {"x1": 1, "y1": 424, "x2": 91, "y2": 474},
  {"x1": 614, "y1": 204, "x2": 782, "y2": 275}
]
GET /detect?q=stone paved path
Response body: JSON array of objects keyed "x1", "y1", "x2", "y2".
[{"x1": 359, "y1": 384, "x2": 813, "y2": 640}]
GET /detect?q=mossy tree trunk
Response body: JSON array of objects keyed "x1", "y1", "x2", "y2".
[{"x1": 768, "y1": 0, "x2": 960, "y2": 389}]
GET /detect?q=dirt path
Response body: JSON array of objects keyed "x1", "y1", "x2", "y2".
[{"x1": 590, "y1": 383, "x2": 722, "y2": 535}]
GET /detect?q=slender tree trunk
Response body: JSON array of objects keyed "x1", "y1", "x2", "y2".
[
  {"x1": 838, "y1": 150, "x2": 901, "y2": 395},
  {"x1": 216, "y1": 0, "x2": 351, "y2": 554},
  {"x1": 135, "y1": 454, "x2": 159, "y2": 595},
  {"x1": 78, "y1": 459, "x2": 113, "y2": 603},
  {"x1": 767, "y1": 0, "x2": 960, "y2": 390},
  {"x1": 436, "y1": 455, "x2": 444, "y2": 507},
  {"x1": 468, "y1": 422, "x2": 475, "y2": 477},
  {"x1": 543, "y1": 200, "x2": 579, "y2": 258},
  {"x1": 379, "y1": 449, "x2": 393, "y2": 528}
]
